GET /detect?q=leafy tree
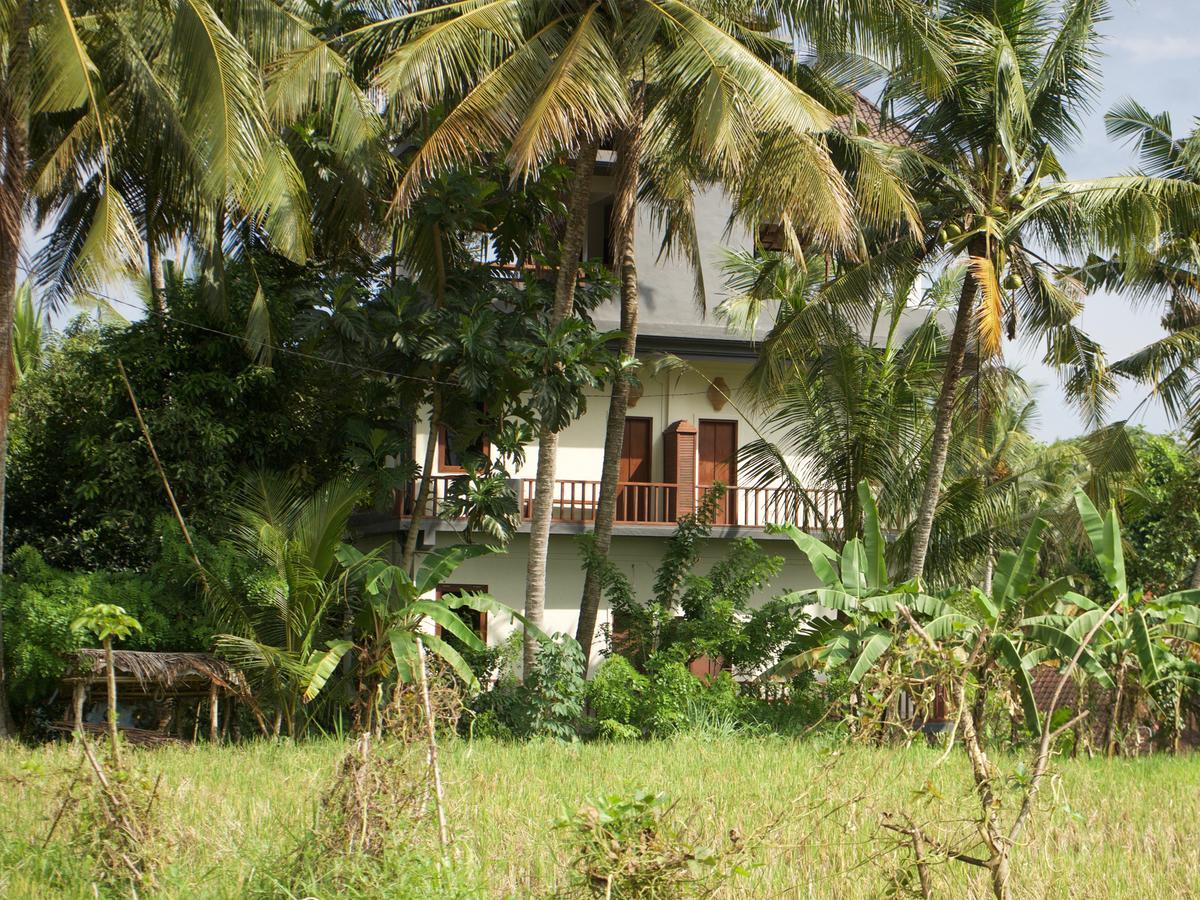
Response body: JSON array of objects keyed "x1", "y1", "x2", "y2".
[
  {"x1": 8, "y1": 261, "x2": 370, "y2": 570},
  {"x1": 1109, "y1": 430, "x2": 1200, "y2": 594},
  {"x1": 71, "y1": 603, "x2": 142, "y2": 765},
  {"x1": 0, "y1": 0, "x2": 376, "y2": 732}
]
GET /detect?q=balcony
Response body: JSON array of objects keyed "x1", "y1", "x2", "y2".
[{"x1": 396, "y1": 476, "x2": 842, "y2": 532}]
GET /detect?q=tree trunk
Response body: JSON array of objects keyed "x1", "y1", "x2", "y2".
[
  {"x1": 0, "y1": 3, "x2": 30, "y2": 739},
  {"x1": 401, "y1": 222, "x2": 449, "y2": 575},
  {"x1": 147, "y1": 234, "x2": 166, "y2": 317},
  {"x1": 907, "y1": 243, "x2": 983, "y2": 580},
  {"x1": 1190, "y1": 554, "x2": 1200, "y2": 589},
  {"x1": 576, "y1": 99, "x2": 644, "y2": 666},
  {"x1": 401, "y1": 390, "x2": 442, "y2": 573},
  {"x1": 104, "y1": 637, "x2": 121, "y2": 767},
  {"x1": 1104, "y1": 660, "x2": 1126, "y2": 758},
  {"x1": 523, "y1": 143, "x2": 598, "y2": 676}
]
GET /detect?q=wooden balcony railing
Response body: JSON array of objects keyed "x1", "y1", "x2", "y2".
[{"x1": 396, "y1": 477, "x2": 842, "y2": 531}]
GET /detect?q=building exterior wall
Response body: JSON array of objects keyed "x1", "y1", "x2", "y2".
[
  {"x1": 412, "y1": 358, "x2": 806, "y2": 488},
  {"x1": 416, "y1": 529, "x2": 820, "y2": 671}
]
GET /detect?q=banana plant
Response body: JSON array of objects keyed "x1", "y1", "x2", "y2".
[
  {"x1": 769, "y1": 481, "x2": 954, "y2": 683},
  {"x1": 303, "y1": 543, "x2": 544, "y2": 729},
  {"x1": 1019, "y1": 490, "x2": 1200, "y2": 748},
  {"x1": 773, "y1": 482, "x2": 1064, "y2": 734},
  {"x1": 938, "y1": 517, "x2": 1075, "y2": 733}
]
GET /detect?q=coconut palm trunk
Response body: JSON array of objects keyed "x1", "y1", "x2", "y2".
[
  {"x1": 0, "y1": 4, "x2": 30, "y2": 739},
  {"x1": 401, "y1": 224, "x2": 449, "y2": 574},
  {"x1": 147, "y1": 232, "x2": 166, "y2": 317},
  {"x1": 576, "y1": 96, "x2": 643, "y2": 664},
  {"x1": 907, "y1": 242, "x2": 983, "y2": 580},
  {"x1": 401, "y1": 389, "x2": 442, "y2": 573},
  {"x1": 523, "y1": 143, "x2": 598, "y2": 676}
]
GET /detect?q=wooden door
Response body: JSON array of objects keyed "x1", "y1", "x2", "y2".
[
  {"x1": 617, "y1": 417, "x2": 652, "y2": 522},
  {"x1": 699, "y1": 420, "x2": 737, "y2": 524}
]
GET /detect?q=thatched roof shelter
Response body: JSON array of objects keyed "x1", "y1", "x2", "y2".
[
  {"x1": 65, "y1": 649, "x2": 247, "y2": 695},
  {"x1": 60, "y1": 650, "x2": 258, "y2": 744}
]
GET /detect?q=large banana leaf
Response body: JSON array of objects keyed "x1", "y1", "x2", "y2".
[
  {"x1": 848, "y1": 629, "x2": 893, "y2": 683},
  {"x1": 776, "y1": 588, "x2": 860, "y2": 613},
  {"x1": 992, "y1": 517, "x2": 1047, "y2": 616},
  {"x1": 1024, "y1": 624, "x2": 1114, "y2": 689},
  {"x1": 1074, "y1": 489, "x2": 1126, "y2": 598},
  {"x1": 857, "y1": 479, "x2": 887, "y2": 589},
  {"x1": 992, "y1": 634, "x2": 1040, "y2": 735},
  {"x1": 443, "y1": 590, "x2": 551, "y2": 644},
  {"x1": 419, "y1": 632, "x2": 481, "y2": 693},
  {"x1": 303, "y1": 639, "x2": 354, "y2": 702},
  {"x1": 767, "y1": 524, "x2": 840, "y2": 587},
  {"x1": 1130, "y1": 610, "x2": 1161, "y2": 684},
  {"x1": 923, "y1": 613, "x2": 975, "y2": 640},
  {"x1": 1023, "y1": 577, "x2": 1073, "y2": 618},
  {"x1": 414, "y1": 544, "x2": 500, "y2": 595},
  {"x1": 841, "y1": 538, "x2": 868, "y2": 597},
  {"x1": 408, "y1": 600, "x2": 487, "y2": 652}
]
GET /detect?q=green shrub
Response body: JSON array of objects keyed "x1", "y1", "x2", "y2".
[
  {"x1": 469, "y1": 634, "x2": 587, "y2": 741},
  {"x1": 525, "y1": 635, "x2": 587, "y2": 741},
  {"x1": 597, "y1": 719, "x2": 641, "y2": 742},
  {"x1": 696, "y1": 672, "x2": 752, "y2": 721},
  {"x1": 587, "y1": 655, "x2": 647, "y2": 726},
  {"x1": 641, "y1": 650, "x2": 699, "y2": 736},
  {"x1": 1, "y1": 542, "x2": 216, "y2": 708}
]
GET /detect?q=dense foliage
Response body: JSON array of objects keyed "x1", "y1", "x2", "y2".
[
  {"x1": 8, "y1": 262, "x2": 372, "y2": 570},
  {"x1": 0, "y1": 533, "x2": 217, "y2": 708}
]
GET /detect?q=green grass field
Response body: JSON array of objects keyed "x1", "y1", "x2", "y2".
[{"x1": 0, "y1": 736, "x2": 1196, "y2": 897}]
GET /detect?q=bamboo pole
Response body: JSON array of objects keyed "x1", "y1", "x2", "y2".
[
  {"x1": 116, "y1": 359, "x2": 206, "y2": 588},
  {"x1": 415, "y1": 637, "x2": 450, "y2": 855}
]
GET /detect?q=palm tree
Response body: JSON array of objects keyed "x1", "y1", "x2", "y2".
[
  {"x1": 574, "y1": 3, "x2": 950, "y2": 662},
  {"x1": 356, "y1": 1, "x2": 942, "y2": 671},
  {"x1": 870, "y1": 0, "x2": 1200, "y2": 581},
  {"x1": 207, "y1": 472, "x2": 368, "y2": 737},
  {"x1": 0, "y1": 0, "x2": 342, "y2": 734},
  {"x1": 1074, "y1": 103, "x2": 1200, "y2": 585}
]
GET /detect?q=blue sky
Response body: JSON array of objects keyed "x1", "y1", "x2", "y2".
[{"x1": 1007, "y1": 0, "x2": 1200, "y2": 439}]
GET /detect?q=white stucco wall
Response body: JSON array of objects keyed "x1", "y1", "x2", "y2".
[
  {"x1": 413, "y1": 358, "x2": 806, "y2": 487},
  {"x1": 416, "y1": 529, "x2": 820, "y2": 672}
]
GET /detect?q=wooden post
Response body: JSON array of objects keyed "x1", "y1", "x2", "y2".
[
  {"x1": 209, "y1": 683, "x2": 220, "y2": 743},
  {"x1": 663, "y1": 420, "x2": 698, "y2": 520}
]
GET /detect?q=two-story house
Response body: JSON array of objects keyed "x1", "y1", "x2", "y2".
[
  {"x1": 362, "y1": 100, "x2": 915, "y2": 668},
  {"x1": 350, "y1": 181, "x2": 840, "y2": 670}
]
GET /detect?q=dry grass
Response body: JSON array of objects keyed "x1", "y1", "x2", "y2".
[{"x1": 0, "y1": 736, "x2": 1196, "y2": 897}]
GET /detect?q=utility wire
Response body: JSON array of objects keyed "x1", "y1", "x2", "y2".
[{"x1": 23, "y1": 271, "x2": 734, "y2": 400}]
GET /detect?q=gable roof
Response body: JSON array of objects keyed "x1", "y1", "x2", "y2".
[{"x1": 594, "y1": 95, "x2": 912, "y2": 358}]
